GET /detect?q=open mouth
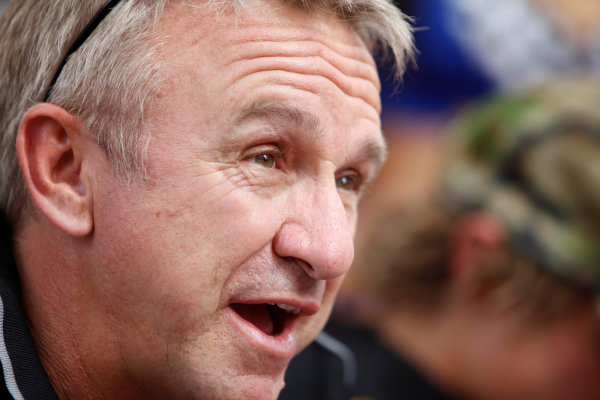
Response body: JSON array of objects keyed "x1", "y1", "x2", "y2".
[{"x1": 230, "y1": 303, "x2": 300, "y2": 337}]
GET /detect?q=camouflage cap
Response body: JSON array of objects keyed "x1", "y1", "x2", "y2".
[{"x1": 442, "y1": 77, "x2": 600, "y2": 292}]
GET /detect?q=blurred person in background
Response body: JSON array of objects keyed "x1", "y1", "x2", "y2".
[{"x1": 356, "y1": 77, "x2": 600, "y2": 400}]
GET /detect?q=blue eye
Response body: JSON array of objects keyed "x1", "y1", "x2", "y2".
[
  {"x1": 252, "y1": 154, "x2": 275, "y2": 168},
  {"x1": 336, "y1": 175, "x2": 356, "y2": 191}
]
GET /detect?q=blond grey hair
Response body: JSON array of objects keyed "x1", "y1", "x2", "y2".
[{"x1": 0, "y1": 0, "x2": 414, "y2": 226}]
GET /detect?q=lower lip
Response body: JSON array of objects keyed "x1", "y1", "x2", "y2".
[{"x1": 226, "y1": 305, "x2": 298, "y2": 359}]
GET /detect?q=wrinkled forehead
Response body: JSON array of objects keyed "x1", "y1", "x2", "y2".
[
  {"x1": 155, "y1": 0, "x2": 379, "y2": 75},
  {"x1": 153, "y1": 0, "x2": 381, "y2": 115}
]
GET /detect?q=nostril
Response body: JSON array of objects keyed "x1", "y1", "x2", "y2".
[
  {"x1": 283, "y1": 256, "x2": 314, "y2": 273},
  {"x1": 303, "y1": 261, "x2": 314, "y2": 273}
]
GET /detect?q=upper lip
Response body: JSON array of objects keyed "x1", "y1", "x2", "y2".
[{"x1": 229, "y1": 296, "x2": 320, "y2": 317}]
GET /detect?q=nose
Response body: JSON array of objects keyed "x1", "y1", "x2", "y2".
[{"x1": 272, "y1": 182, "x2": 354, "y2": 280}]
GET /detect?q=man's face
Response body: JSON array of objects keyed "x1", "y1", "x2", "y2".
[{"x1": 84, "y1": 2, "x2": 383, "y2": 399}]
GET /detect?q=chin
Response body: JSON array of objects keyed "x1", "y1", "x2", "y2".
[{"x1": 233, "y1": 374, "x2": 286, "y2": 400}]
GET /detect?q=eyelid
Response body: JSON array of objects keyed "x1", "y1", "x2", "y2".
[
  {"x1": 336, "y1": 169, "x2": 365, "y2": 193},
  {"x1": 243, "y1": 143, "x2": 284, "y2": 163}
]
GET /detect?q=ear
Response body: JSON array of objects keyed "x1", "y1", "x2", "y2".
[
  {"x1": 16, "y1": 103, "x2": 93, "y2": 237},
  {"x1": 448, "y1": 212, "x2": 506, "y2": 294}
]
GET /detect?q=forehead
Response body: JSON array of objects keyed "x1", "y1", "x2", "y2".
[
  {"x1": 157, "y1": 0, "x2": 375, "y2": 53},
  {"x1": 153, "y1": 0, "x2": 381, "y2": 109}
]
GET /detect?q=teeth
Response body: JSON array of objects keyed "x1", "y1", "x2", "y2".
[
  {"x1": 278, "y1": 304, "x2": 301, "y2": 314},
  {"x1": 267, "y1": 303, "x2": 301, "y2": 314}
]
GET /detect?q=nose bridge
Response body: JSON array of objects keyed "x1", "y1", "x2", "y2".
[{"x1": 275, "y1": 180, "x2": 354, "y2": 280}]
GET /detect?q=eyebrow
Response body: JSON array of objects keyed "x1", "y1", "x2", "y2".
[
  {"x1": 238, "y1": 100, "x2": 387, "y2": 169},
  {"x1": 238, "y1": 101, "x2": 324, "y2": 138},
  {"x1": 358, "y1": 138, "x2": 388, "y2": 174}
]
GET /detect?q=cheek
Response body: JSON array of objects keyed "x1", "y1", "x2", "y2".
[
  {"x1": 184, "y1": 188, "x2": 284, "y2": 266},
  {"x1": 92, "y1": 169, "x2": 285, "y2": 281},
  {"x1": 133, "y1": 170, "x2": 286, "y2": 271}
]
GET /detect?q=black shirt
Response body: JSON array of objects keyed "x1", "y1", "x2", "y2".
[{"x1": 280, "y1": 319, "x2": 455, "y2": 400}]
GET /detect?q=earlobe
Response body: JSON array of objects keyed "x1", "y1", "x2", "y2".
[{"x1": 16, "y1": 103, "x2": 94, "y2": 237}]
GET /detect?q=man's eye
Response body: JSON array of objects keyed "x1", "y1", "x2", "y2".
[
  {"x1": 252, "y1": 154, "x2": 276, "y2": 168},
  {"x1": 335, "y1": 175, "x2": 358, "y2": 191}
]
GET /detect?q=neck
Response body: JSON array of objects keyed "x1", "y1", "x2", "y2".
[{"x1": 15, "y1": 218, "x2": 144, "y2": 400}]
